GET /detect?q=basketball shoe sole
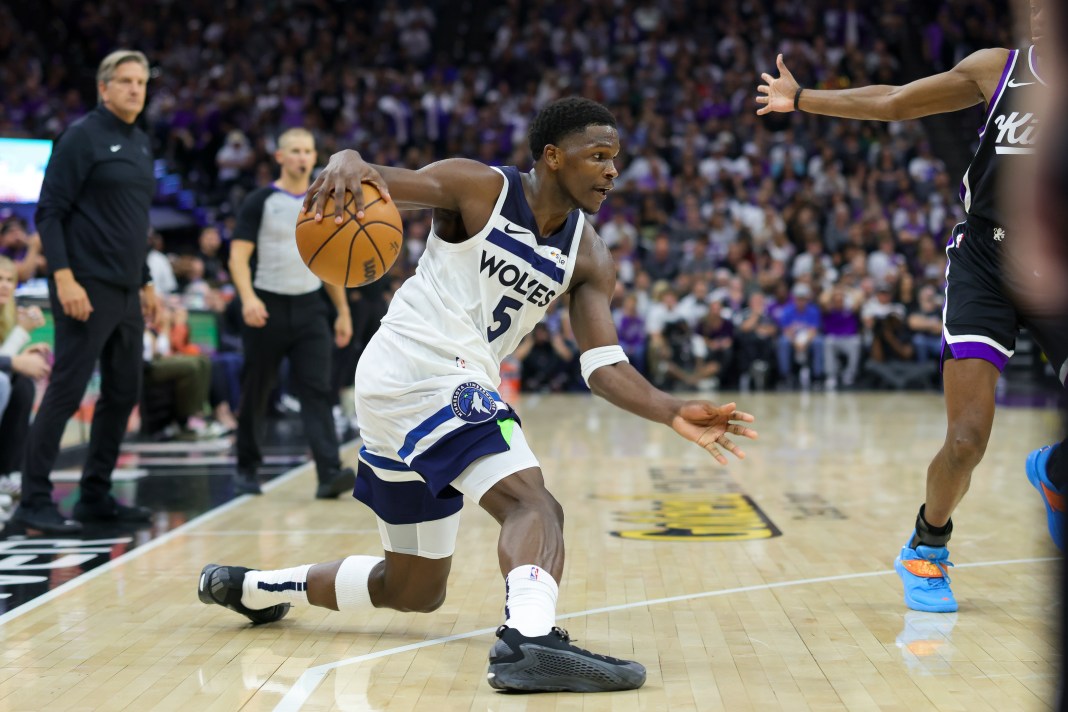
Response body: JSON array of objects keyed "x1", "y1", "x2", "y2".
[
  {"x1": 198, "y1": 564, "x2": 290, "y2": 625},
  {"x1": 487, "y1": 625, "x2": 646, "y2": 692}
]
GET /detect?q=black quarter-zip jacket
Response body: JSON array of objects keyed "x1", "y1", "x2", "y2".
[{"x1": 35, "y1": 105, "x2": 154, "y2": 289}]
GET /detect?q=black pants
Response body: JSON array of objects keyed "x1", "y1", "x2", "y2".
[
  {"x1": 237, "y1": 290, "x2": 340, "y2": 482},
  {"x1": 0, "y1": 373, "x2": 35, "y2": 474},
  {"x1": 23, "y1": 279, "x2": 143, "y2": 508}
]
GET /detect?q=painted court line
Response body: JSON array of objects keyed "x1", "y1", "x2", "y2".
[
  {"x1": 272, "y1": 555, "x2": 1058, "y2": 712},
  {"x1": 184, "y1": 529, "x2": 380, "y2": 537},
  {"x1": 0, "y1": 437, "x2": 361, "y2": 628}
]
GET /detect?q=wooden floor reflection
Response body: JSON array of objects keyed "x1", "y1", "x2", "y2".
[{"x1": 0, "y1": 392, "x2": 1059, "y2": 711}]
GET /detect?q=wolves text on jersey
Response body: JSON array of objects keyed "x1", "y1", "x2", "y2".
[{"x1": 480, "y1": 250, "x2": 557, "y2": 308}]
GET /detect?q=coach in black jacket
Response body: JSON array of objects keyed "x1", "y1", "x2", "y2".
[{"x1": 11, "y1": 50, "x2": 161, "y2": 535}]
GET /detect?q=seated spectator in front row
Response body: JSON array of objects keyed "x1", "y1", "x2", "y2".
[
  {"x1": 142, "y1": 303, "x2": 227, "y2": 439},
  {"x1": 0, "y1": 218, "x2": 46, "y2": 282},
  {"x1": 696, "y1": 299, "x2": 735, "y2": 386},
  {"x1": 614, "y1": 293, "x2": 647, "y2": 375},
  {"x1": 515, "y1": 322, "x2": 574, "y2": 393},
  {"x1": 0, "y1": 256, "x2": 51, "y2": 503},
  {"x1": 735, "y1": 290, "x2": 778, "y2": 390},
  {"x1": 776, "y1": 283, "x2": 824, "y2": 389},
  {"x1": 820, "y1": 285, "x2": 863, "y2": 390},
  {"x1": 907, "y1": 285, "x2": 944, "y2": 364}
]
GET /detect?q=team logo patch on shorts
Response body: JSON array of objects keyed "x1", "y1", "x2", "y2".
[{"x1": 451, "y1": 382, "x2": 498, "y2": 423}]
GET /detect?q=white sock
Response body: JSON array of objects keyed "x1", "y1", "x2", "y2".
[
  {"x1": 334, "y1": 555, "x2": 384, "y2": 612},
  {"x1": 242, "y1": 564, "x2": 312, "y2": 610},
  {"x1": 504, "y1": 565, "x2": 558, "y2": 636}
]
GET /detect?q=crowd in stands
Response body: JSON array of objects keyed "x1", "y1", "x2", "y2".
[{"x1": 1, "y1": 0, "x2": 1014, "y2": 405}]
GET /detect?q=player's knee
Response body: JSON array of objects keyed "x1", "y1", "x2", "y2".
[
  {"x1": 945, "y1": 422, "x2": 988, "y2": 469},
  {"x1": 483, "y1": 470, "x2": 561, "y2": 527},
  {"x1": 391, "y1": 583, "x2": 447, "y2": 613}
]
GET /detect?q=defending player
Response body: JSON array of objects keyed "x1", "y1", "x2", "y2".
[
  {"x1": 196, "y1": 97, "x2": 758, "y2": 693},
  {"x1": 757, "y1": 0, "x2": 1065, "y2": 614}
]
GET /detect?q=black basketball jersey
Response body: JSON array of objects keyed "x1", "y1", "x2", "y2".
[{"x1": 959, "y1": 45, "x2": 1044, "y2": 226}]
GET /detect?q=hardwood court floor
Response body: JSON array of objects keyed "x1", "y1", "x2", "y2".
[{"x1": 0, "y1": 392, "x2": 1060, "y2": 711}]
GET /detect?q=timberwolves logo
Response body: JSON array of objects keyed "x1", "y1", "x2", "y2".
[{"x1": 451, "y1": 382, "x2": 498, "y2": 423}]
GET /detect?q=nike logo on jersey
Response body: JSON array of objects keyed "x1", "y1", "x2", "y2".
[
  {"x1": 110, "y1": 144, "x2": 121, "y2": 152},
  {"x1": 480, "y1": 251, "x2": 556, "y2": 307},
  {"x1": 503, "y1": 224, "x2": 533, "y2": 237},
  {"x1": 1007, "y1": 78, "x2": 1034, "y2": 87}
]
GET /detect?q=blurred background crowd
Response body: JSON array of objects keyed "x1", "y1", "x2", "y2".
[{"x1": 1, "y1": 0, "x2": 1016, "y2": 404}]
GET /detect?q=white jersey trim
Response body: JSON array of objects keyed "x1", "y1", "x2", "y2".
[{"x1": 1029, "y1": 44, "x2": 1046, "y2": 86}]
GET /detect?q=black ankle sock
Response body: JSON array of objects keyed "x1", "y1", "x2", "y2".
[
  {"x1": 910, "y1": 504, "x2": 952, "y2": 548},
  {"x1": 1047, "y1": 441, "x2": 1067, "y2": 490}
]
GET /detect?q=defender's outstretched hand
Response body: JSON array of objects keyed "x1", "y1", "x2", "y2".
[
  {"x1": 756, "y1": 53, "x2": 801, "y2": 115},
  {"x1": 671, "y1": 401, "x2": 758, "y2": 465},
  {"x1": 303, "y1": 150, "x2": 392, "y2": 224}
]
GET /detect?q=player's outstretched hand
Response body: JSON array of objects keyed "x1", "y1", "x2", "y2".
[
  {"x1": 756, "y1": 53, "x2": 800, "y2": 115},
  {"x1": 303, "y1": 149, "x2": 392, "y2": 225},
  {"x1": 671, "y1": 401, "x2": 757, "y2": 465}
]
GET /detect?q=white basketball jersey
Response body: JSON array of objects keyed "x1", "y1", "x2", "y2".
[{"x1": 381, "y1": 166, "x2": 585, "y2": 386}]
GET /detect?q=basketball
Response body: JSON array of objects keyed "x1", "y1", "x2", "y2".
[{"x1": 295, "y1": 184, "x2": 403, "y2": 287}]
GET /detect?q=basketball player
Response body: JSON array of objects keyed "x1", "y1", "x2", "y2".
[
  {"x1": 198, "y1": 98, "x2": 758, "y2": 693},
  {"x1": 757, "y1": 0, "x2": 1065, "y2": 614},
  {"x1": 228, "y1": 127, "x2": 356, "y2": 498}
]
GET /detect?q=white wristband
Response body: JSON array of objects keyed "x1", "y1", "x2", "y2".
[{"x1": 580, "y1": 344, "x2": 629, "y2": 387}]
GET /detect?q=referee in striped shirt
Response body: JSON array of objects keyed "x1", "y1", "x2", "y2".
[{"x1": 229, "y1": 128, "x2": 355, "y2": 498}]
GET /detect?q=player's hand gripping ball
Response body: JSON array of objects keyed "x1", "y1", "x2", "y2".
[{"x1": 296, "y1": 184, "x2": 403, "y2": 287}]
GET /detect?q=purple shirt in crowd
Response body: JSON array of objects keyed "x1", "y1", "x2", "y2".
[{"x1": 821, "y1": 309, "x2": 859, "y2": 336}]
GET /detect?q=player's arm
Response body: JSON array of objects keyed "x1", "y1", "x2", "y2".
[
  {"x1": 567, "y1": 226, "x2": 757, "y2": 464},
  {"x1": 757, "y1": 48, "x2": 1009, "y2": 121},
  {"x1": 303, "y1": 151, "x2": 502, "y2": 226}
]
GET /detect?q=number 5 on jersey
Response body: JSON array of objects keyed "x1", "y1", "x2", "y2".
[{"x1": 488, "y1": 296, "x2": 523, "y2": 342}]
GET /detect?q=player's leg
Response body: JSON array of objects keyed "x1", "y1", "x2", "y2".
[
  {"x1": 199, "y1": 512, "x2": 459, "y2": 624},
  {"x1": 923, "y1": 358, "x2": 1000, "y2": 526},
  {"x1": 450, "y1": 428, "x2": 645, "y2": 693},
  {"x1": 895, "y1": 219, "x2": 1012, "y2": 612},
  {"x1": 895, "y1": 358, "x2": 998, "y2": 613},
  {"x1": 1020, "y1": 315, "x2": 1068, "y2": 548}
]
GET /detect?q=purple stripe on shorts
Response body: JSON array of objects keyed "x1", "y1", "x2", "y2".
[
  {"x1": 980, "y1": 49, "x2": 1017, "y2": 134},
  {"x1": 941, "y1": 338, "x2": 1010, "y2": 373}
]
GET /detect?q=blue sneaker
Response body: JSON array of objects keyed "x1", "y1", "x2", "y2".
[
  {"x1": 1026, "y1": 444, "x2": 1064, "y2": 550},
  {"x1": 894, "y1": 538, "x2": 957, "y2": 612}
]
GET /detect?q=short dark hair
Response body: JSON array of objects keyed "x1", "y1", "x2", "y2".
[{"x1": 528, "y1": 97, "x2": 617, "y2": 161}]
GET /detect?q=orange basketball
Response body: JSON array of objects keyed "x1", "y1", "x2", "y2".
[{"x1": 295, "y1": 184, "x2": 403, "y2": 287}]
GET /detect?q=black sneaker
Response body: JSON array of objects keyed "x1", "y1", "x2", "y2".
[
  {"x1": 198, "y1": 563, "x2": 290, "y2": 625},
  {"x1": 73, "y1": 496, "x2": 152, "y2": 523},
  {"x1": 234, "y1": 469, "x2": 262, "y2": 495},
  {"x1": 11, "y1": 503, "x2": 83, "y2": 535},
  {"x1": 315, "y1": 467, "x2": 355, "y2": 499},
  {"x1": 487, "y1": 625, "x2": 646, "y2": 692}
]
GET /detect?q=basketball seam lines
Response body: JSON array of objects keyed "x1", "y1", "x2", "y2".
[{"x1": 305, "y1": 221, "x2": 350, "y2": 268}]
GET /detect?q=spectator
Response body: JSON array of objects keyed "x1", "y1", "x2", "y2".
[
  {"x1": 735, "y1": 291, "x2": 778, "y2": 391},
  {"x1": 0, "y1": 218, "x2": 45, "y2": 282},
  {"x1": 147, "y1": 230, "x2": 178, "y2": 295},
  {"x1": 696, "y1": 299, "x2": 735, "y2": 386},
  {"x1": 908, "y1": 284, "x2": 944, "y2": 365},
  {"x1": 776, "y1": 283, "x2": 824, "y2": 389},
  {"x1": 0, "y1": 256, "x2": 51, "y2": 499},
  {"x1": 614, "y1": 293, "x2": 647, "y2": 375},
  {"x1": 142, "y1": 302, "x2": 223, "y2": 439},
  {"x1": 820, "y1": 285, "x2": 863, "y2": 390}
]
